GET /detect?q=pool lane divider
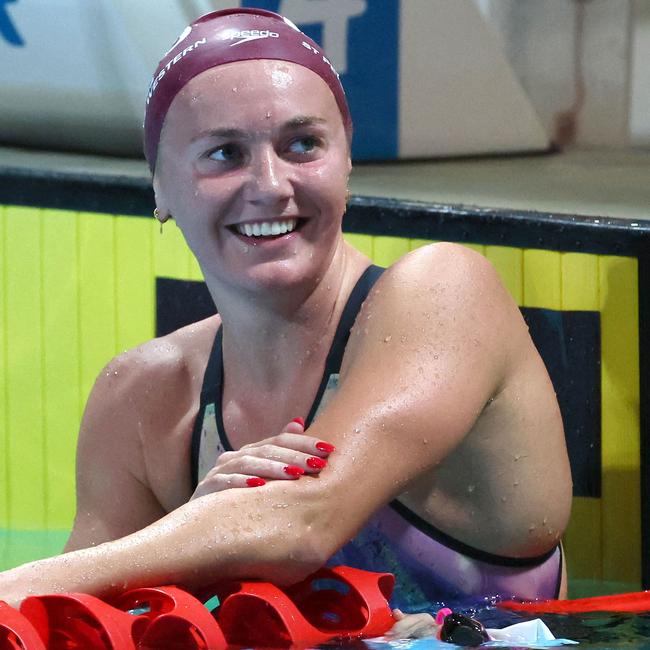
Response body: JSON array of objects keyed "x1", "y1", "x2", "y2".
[
  {"x1": 500, "y1": 589, "x2": 650, "y2": 614},
  {"x1": 0, "y1": 565, "x2": 395, "y2": 649}
]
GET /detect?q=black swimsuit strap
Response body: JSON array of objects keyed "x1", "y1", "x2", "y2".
[
  {"x1": 189, "y1": 265, "x2": 385, "y2": 488},
  {"x1": 305, "y1": 264, "x2": 385, "y2": 426}
]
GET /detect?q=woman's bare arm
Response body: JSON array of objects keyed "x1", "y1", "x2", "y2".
[{"x1": 0, "y1": 244, "x2": 528, "y2": 605}]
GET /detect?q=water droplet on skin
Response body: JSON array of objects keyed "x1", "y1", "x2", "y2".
[
  {"x1": 500, "y1": 496, "x2": 507, "y2": 502},
  {"x1": 467, "y1": 484, "x2": 475, "y2": 493},
  {"x1": 514, "y1": 454, "x2": 521, "y2": 461},
  {"x1": 266, "y1": 111, "x2": 271, "y2": 118},
  {"x1": 384, "y1": 335, "x2": 392, "y2": 342},
  {"x1": 353, "y1": 427, "x2": 361, "y2": 433},
  {"x1": 543, "y1": 517, "x2": 548, "y2": 525},
  {"x1": 422, "y1": 438, "x2": 428, "y2": 444},
  {"x1": 433, "y1": 354, "x2": 439, "y2": 360},
  {"x1": 529, "y1": 524, "x2": 536, "y2": 532},
  {"x1": 513, "y1": 481, "x2": 519, "y2": 487}
]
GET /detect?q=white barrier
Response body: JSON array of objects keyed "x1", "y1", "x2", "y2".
[{"x1": 0, "y1": 0, "x2": 579, "y2": 160}]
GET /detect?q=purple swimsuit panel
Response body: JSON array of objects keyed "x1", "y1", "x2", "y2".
[{"x1": 328, "y1": 504, "x2": 561, "y2": 611}]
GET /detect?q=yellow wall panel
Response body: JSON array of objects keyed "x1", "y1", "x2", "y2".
[
  {"x1": 0, "y1": 204, "x2": 645, "y2": 593},
  {"x1": 461, "y1": 243, "x2": 486, "y2": 256},
  {"x1": 42, "y1": 210, "x2": 80, "y2": 530},
  {"x1": 523, "y1": 249, "x2": 562, "y2": 309},
  {"x1": 409, "y1": 239, "x2": 436, "y2": 251},
  {"x1": 563, "y1": 497, "x2": 602, "y2": 581},
  {"x1": 5, "y1": 206, "x2": 46, "y2": 530},
  {"x1": 344, "y1": 233, "x2": 373, "y2": 258},
  {"x1": 599, "y1": 256, "x2": 640, "y2": 585},
  {"x1": 373, "y1": 236, "x2": 410, "y2": 267},
  {"x1": 485, "y1": 246, "x2": 523, "y2": 304},
  {"x1": 154, "y1": 220, "x2": 190, "y2": 280},
  {"x1": 562, "y1": 254, "x2": 599, "y2": 311},
  {"x1": 78, "y1": 213, "x2": 116, "y2": 407},
  {"x1": 0, "y1": 207, "x2": 8, "y2": 527},
  {"x1": 115, "y1": 217, "x2": 155, "y2": 353}
]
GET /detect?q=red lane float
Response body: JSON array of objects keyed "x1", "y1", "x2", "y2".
[
  {"x1": 500, "y1": 590, "x2": 650, "y2": 614},
  {"x1": 0, "y1": 565, "x2": 394, "y2": 649},
  {"x1": 210, "y1": 565, "x2": 395, "y2": 648},
  {"x1": 0, "y1": 600, "x2": 45, "y2": 650}
]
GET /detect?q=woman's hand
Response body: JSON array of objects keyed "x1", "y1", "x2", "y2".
[
  {"x1": 190, "y1": 418, "x2": 335, "y2": 499},
  {"x1": 387, "y1": 609, "x2": 439, "y2": 639}
]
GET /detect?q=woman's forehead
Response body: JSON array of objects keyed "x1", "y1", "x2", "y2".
[{"x1": 167, "y1": 59, "x2": 341, "y2": 129}]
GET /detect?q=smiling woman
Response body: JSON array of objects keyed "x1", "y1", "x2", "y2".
[
  {"x1": 154, "y1": 58, "x2": 350, "y2": 296},
  {"x1": 0, "y1": 6, "x2": 572, "y2": 632}
]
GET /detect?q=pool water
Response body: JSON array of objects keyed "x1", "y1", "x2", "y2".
[{"x1": 315, "y1": 607, "x2": 650, "y2": 650}]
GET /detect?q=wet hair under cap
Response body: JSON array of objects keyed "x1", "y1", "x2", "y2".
[{"x1": 143, "y1": 7, "x2": 352, "y2": 172}]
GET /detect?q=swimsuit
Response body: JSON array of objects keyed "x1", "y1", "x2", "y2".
[{"x1": 190, "y1": 265, "x2": 562, "y2": 610}]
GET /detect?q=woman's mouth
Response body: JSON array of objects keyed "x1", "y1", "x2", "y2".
[{"x1": 229, "y1": 218, "x2": 302, "y2": 238}]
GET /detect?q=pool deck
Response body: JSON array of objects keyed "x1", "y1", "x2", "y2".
[{"x1": 0, "y1": 146, "x2": 648, "y2": 222}]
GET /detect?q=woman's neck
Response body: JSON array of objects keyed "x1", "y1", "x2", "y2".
[{"x1": 209, "y1": 241, "x2": 370, "y2": 391}]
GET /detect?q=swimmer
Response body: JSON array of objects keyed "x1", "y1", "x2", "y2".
[{"x1": 0, "y1": 7, "x2": 572, "y2": 626}]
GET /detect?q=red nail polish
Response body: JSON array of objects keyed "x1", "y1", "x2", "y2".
[
  {"x1": 315, "y1": 441, "x2": 335, "y2": 453},
  {"x1": 307, "y1": 457, "x2": 327, "y2": 469},
  {"x1": 246, "y1": 477, "x2": 266, "y2": 487},
  {"x1": 292, "y1": 417, "x2": 305, "y2": 427},
  {"x1": 284, "y1": 465, "x2": 305, "y2": 476}
]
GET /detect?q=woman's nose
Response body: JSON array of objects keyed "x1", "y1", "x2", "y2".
[{"x1": 245, "y1": 147, "x2": 293, "y2": 204}]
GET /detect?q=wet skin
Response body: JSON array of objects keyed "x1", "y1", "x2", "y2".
[{"x1": 0, "y1": 61, "x2": 572, "y2": 605}]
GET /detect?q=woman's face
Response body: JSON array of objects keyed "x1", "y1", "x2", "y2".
[{"x1": 154, "y1": 59, "x2": 351, "y2": 296}]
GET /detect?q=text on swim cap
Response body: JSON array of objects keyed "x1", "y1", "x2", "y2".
[
  {"x1": 227, "y1": 29, "x2": 280, "y2": 46},
  {"x1": 146, "y1": 37, "x2": 208, "y2": 104},
  {"x1": 301, "y1": 41, "x2": 340, "y2": 79}
]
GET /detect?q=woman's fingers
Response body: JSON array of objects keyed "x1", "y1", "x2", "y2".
[
  {"x1": 190, "y1": 417, "x2": 336, "y2": 500},
  {"x1": 217, "y1": 447, "x2": 326, "y2": 476},
  {"x1": 386, "y1": 612, "x2": 439, "y2": 639},
  {"x1": 284, "y1": 417, "x2": 305, "y2": 434},
  {"x1": 191, "y1": 473, "x2": 267, "y2": 499},
  {"x1": 244, "y1": 432, "x2": 335, "y2": 459}
]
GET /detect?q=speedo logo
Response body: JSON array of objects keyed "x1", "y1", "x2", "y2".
[{"x1": 227, "y1": 29, "x2": 279, "y2": 46}]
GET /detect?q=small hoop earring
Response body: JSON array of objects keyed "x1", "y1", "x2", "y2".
[{"x1": 154, "y1": 207, "x2": 170, "y2": 234}]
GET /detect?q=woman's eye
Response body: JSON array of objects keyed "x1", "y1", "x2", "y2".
[
  {"x1": 207, "y1": 144, "x2": 241, "y2": 163},
  {"x1": 287, "y1": 136, "x2": 319, "y2": 155}
]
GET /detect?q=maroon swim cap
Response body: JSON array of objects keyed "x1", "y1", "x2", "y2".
[{"x1": 144, "y1": 7, "x2": 352, "y2": 171}]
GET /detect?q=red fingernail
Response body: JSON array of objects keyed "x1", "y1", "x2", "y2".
[
  {"x1": 246, "y1": 477, "x2": 266, "y2": 487},
  {"x1": 307, "y1": 457, "x2": 327, "y2": 469},
  {"x1": 292, "y1": 417, "x2": 305, "y2": 427},
  {"x1": 284, "y1": 465, "x2": 305, "y2": 476},
  {"x1": 315, "y1": 441, "x2": 335, "y2": 453}
]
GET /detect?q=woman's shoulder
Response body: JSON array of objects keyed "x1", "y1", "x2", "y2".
[
  {"x1": 95, "y1": 314, "x2": 222, "y2": 404},
  {"x1": 386, "y1": 241, "x2": 497, "y2": 281},
  {"x1": 380, "y1": 242, "x2": 514, "y2": 315}
]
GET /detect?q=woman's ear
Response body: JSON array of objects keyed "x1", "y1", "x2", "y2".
[{"x1": 152, "y1": 173, "x2": 172, "y2": 222}]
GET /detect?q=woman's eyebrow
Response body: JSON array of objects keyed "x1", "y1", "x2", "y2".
[
  {"x1": 282, "y1": 116, "x2": 327, "y2": 129},
  {"x1": 191, "y1": 116, "x2": 327, "y2": 143},
  {"x1": 191, "y1": 127, "x2": 248, "y2": 143}
]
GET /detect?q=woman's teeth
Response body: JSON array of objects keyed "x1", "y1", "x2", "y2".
[{"x1": 235, "y1": 219, "x2": 298, "y2": 237}]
